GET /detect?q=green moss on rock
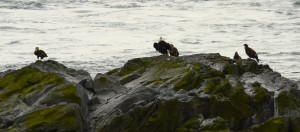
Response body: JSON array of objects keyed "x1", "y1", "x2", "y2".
[
  {"x1": 106, "y1": 68, "x2": 120, "y2": 75},
  {"x1": 39, "y1": 83, "x2": 81, "y2": 105},
  {"x1": 205, "y1": 79, "x2": 231, "y2": 96},
  {"x1": 276, "y1": 89, "x2": 300, "y2": 116},
  {"x1": 146, "y1": 99, "x2": 182, "y2": 131},
  {"x1": 174, "y1": 71, "x2": 203, "y2": 91},
  {"x1": 23, "y1": 105, "x2": 82, "y2": 131},
  {"x1": 209, "y1": 96, "x2": 252, "y2": 130},
  {"x1": 223, "y1": 64, "x2": 239, "y2": 75},
  {"x1": 119, "y1": 58, "x2": 148, "y2": 77},
  {"x1": 5, "y1": 125, "x2": 22, "y2": 132},
  {"x1": 0, "y1": 66, "x2": 64, "y2": 101},
  {"x1": 252, "y1": 117, "x2": 288, "y2": 132},
  {"x1": 0, "y1": 74, "x2": 14, "y2": 89},
  {"x1": 177, "y1": 117, "x2": 200, "y2": 131},
  {"x1": 252, "y1": 82, "x2": 271, "y2": 104},
  {"x1": 229, "y1": 84, "x2": 252, "y2": 115},
  {"x1": 174, "y1": 63, "x2": 224, "y2": 91}
]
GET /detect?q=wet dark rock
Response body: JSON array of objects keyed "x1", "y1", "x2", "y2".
[
  {"x1": 79, "y1": 78, "x2": 94, "y2": 92},
  {"x1": 119, "y1": 70, "x2": 142, "y2": 85},
  {"x1": 93, "y1": 73, "x2": 125, "y2": 94},
  {"x1": 0, "y1": 118, "x2": 13, "y2": 129}
]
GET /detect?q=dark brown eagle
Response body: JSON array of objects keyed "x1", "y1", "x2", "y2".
[
  {"x1": 169, "y1": 44, "x2": 179, "y2": 57},
  {"x1": 244, "y1": 44, "x2": 259, "y2": 62},
  {"x1": 233, "y1": 51, "x2": 242, "y2": 60},
  {"x1": 34, "y1": 47, "x2": 48, "y2": 60},
  {"x1": 153, "y1": 37, "x2": 172, "y2": 56}
]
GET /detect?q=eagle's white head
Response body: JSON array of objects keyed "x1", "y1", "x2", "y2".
[{"x1": 159, "y1": 36, "x2": 163, "y2": 42}]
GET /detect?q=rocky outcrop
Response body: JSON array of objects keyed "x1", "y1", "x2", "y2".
[
  {"x1": 0, "y1": 54, "x2": 299, "y2": 132},
  {"x1": 91, "y1": 53, "x2": 300, "y2": 131},
  {"x1": 30, "y1": 60, "x2": 92, "y2": 84},
  {"x1": 0, "y1": 60, "x2": 89, "y2": 131}
]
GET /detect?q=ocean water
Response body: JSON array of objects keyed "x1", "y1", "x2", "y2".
[{"x1": 0, "y1": 0, "x2": 299, "y2": 82}]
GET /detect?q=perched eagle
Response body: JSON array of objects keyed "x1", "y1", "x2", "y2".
[
  {"x1": 244, "y1": 44, "x2": 259, "y2": 62},
  {"x1": 153, "y1": 37, "x2": 172, "y2": 56},
  {"x1": 169, "y1": 44, "x2": 179, "y2": 57},
  {"x1": 34, "y1": 47, "x2": 48, "y2": 60},
  {"x1": 233, "y1": 51, "x2": 242, "y2": 60}
]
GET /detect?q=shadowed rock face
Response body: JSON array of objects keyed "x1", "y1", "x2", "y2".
[{"x1": 0, "y1": 54, "x2": 299, "y2": 132}]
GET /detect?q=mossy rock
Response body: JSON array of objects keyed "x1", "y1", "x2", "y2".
[
  {"x1": 223, "y1": 59, "x2": 268, "y2": 76},
  {"x1": 252, "y1": 82, "x2": 271, "y2": 104},
  {"x1": 93, "y1": 73, "x2": 122, "y2": 93},
  {"x1": 179, "y1": 117, "x2": 200, "y2": 130},
  {"x1": 0, "y1": 66, "x2": 64, "y2": 102},
  {"x1": 223, "y1": 63, "x2": 240, "y2": 75},
  {"x1": 19, "y1": 104, "x2": 83, "y2": 132},
  {"x1": 290, "y1": 117, "x2": 300, "y2": 132},
  {"x1": 229, "y1": 83, "x2": 252, "y2": 114},
  {"x1": 145, "y1": 99, "x2": 193, "y2": 131},
  {"x1": 252, "y1": 117, "x2": 289, "y2": 132},
  {"x1": 3, "y1": 125, "x2": 22, "y2": 132},
  {"x1": 242, "y1": 59, "x2": 259, "y2": 74},
  {"x1": 204, "y1": 78, "x2": 231, "y2": 96},
  {"x1": 208, "y1": 95, "x2": 252, "y2": 130},
  {"x1": 92, "y1": 53, "x2": 300, "y2": 131},
  {"x1": 174, "y1": 63, "x2": 224, "y2": 91},
  {"x1": 40, "y1": 83, "x2": 81, "y2": 105},
  {"x1": 118, "y1": 58, "x2": 149, "y2": 77},
  {"x1": 106, "y1": 68, "x2": 121, "y2": 76},
  {"x1": 276, "y1": 88, "x2": 300, "y2": 116},
  {"x1": 205, "y1": 53, "x2": 231, "y2": 63},
  {"x1": 99, "y1": 98, "x2": 201, "y2": 132}
]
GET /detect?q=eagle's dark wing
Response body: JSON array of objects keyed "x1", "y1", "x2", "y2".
[
  {"x1": 39, "y1": 50, "x2": 48, "y2": 57},
  {"x1": 246, "y1": 47, "x2": 259, "y2": 62}
]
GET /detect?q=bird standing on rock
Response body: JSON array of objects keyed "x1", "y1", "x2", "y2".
[
  {"x1": 244, "y1": 44, "x2": 259, "y2": 62},
  {"x1": 153, "y1": 37, "x2": 172, "y2": 56},
  {"x1": 34, "y1": 47, "x2": 48, "y2": 60},
  {"x1": 233, "y1": 51, "x2": 242, "y2": 60},
  {"x1": 169, "y1": 44, "x2": 179, "y2": 57}
]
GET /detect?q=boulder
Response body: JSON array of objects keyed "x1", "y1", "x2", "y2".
[
  {"x1": 93, "y1": 73, "x2": 125, "y2": 94},
  {"x1": 0, "y1": 61, "x2": 89, "y2": 131}
]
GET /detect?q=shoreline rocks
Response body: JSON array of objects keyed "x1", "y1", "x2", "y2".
[{"x1": 0, "y1": 54, "x2": 299, "y2": 131}]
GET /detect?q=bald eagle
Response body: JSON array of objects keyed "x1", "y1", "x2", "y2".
[
  {"x1": 169, "y1": 44, "x2": 179, "y2": 57},
  {"x1": 34, "y1": 47, "x2": 48, "y2": 60},
  {"x1": 153, "y1": 37, "x2": 171, "y2": 56},
  {"x1": 233, "y1": 51, "x2": 242, "y2": 60},
  {"x1": 244, "y1": 44, "x2": 259, "y2": 62}
]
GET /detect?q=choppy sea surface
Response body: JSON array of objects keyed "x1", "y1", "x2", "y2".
[{"x1": 0, "y1": 0, "x2": 299, "y2": 81}]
